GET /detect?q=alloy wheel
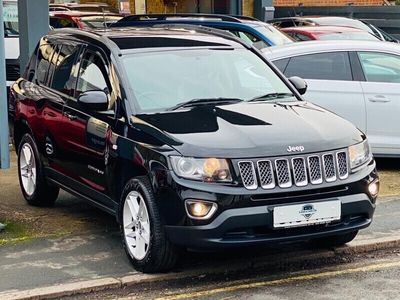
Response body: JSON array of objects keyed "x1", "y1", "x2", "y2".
[
  {"x1": 19, "y1": 143, "x2": 37, "y2": 196},
  {"x1": 123, "y1": 191, "x2": 151, "y2": 260}
]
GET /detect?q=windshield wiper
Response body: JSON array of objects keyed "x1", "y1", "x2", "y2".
[
  {"x1": 168, "y1": 97, "x2": 244, "y2": 111},
  {"x1": 248, "y1": 92, "x2": 294, "y2": 102}
]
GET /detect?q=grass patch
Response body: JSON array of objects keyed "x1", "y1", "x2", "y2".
[{"x1": 0, "y1": 219, "x2": 34, "y2": 246}]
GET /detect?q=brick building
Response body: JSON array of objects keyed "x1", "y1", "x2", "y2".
[{"x1": 80, "y1": 0, "x2": 385, "y2": 16}]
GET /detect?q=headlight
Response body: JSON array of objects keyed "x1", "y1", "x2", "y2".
[
  {"x1": 170, "y1": 156, "x2": 232, "y2": 182},
  {"x1": 348, "y1": 139, "x2": 372, "y2": 170}
]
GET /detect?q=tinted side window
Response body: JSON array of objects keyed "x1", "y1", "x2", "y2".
[
  {"x1": 358, "y1": 51, "x2": 400, "y2": 83},
  {"x1": 76, "y1": 51, "x2": 109, "y2": 96},
  {"x1": 229, "y1": 30, "x2": 269, "y2": 49},
  {"x1": 35, "y1": 42, "x2": 59, "y2": 85},
  {"x1": 273, "y1": 58, "x2": 289, "y2": 72},
  {"x1": 288, "y1": 32, "x2": 312, "y2": 41},
  {"x1": 50, "y1": 44, "x2": 80, "y2": 94},
  {"x1": 284, "y1": 52, "x2": 352, "y2": 81},
  {"x1": 50, "y1": 17, "x2": 78, "y2": 29}
]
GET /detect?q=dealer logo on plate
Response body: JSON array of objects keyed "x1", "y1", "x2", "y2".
[{"x1": 299, "y1": 204, "x2": 317, "y2": 220}]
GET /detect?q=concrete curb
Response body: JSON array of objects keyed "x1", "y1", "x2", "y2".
[{"x1": 1, "y1": 234, "x2": 400, "y2": 300}]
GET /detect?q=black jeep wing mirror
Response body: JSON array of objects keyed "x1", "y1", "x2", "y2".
[
  {"x1": 78, "y1": 90, "x2": 109, "y2": 111},
  {"x1": 288, "y1": 76, "x2": 307, "y2": 95}
]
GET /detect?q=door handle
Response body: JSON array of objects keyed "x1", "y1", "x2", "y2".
[
  {"x1": 368, "y1": 95, "x2": 390, "y2": 103},
  {"x1": 63, "y1": 112, "x2": 77, "y2": 121}
]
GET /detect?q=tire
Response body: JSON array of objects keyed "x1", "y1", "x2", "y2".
[
  {"x1": 17, "y1": 133, "x2": 59, "y2": 206},
  {"x1": 311, "y1": 231, "x2": 358, "y2": 248},
  {"x1": 119, "y1": 176, "x2": 179, "y2": 273}
]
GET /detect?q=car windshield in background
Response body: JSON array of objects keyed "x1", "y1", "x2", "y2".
[
  {"x1": 3, "y1": 1, "x2": 18, "y2": 36},
  {"x1": 123, "y1": 48, "x2": 294, "y2": 112},
  {"x1": 257, "y1": 24, "x2": 293, "y2": 46},
  {"x1": 318, "y1": 31, "x2": 380, "y2": 41},
  {"x1": 80, "y1": 16, "x2": 123, "y2": 28}
]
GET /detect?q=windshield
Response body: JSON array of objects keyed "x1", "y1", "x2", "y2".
[
  {"x1": 256, "y1": 24, "x2": 293, "y2": 46},
  {"x1": 3, "y1": 1, "x2": 18, "y2": 36},
  {"x1": 318, "y1": 31, "x2": 379, "y2": 41},
  {"x1": 80, "y1": 16, "x2": 123, "y2": 28},
  {"x1": 123, "y1": 48, "x2": 294, "y2": 112}
]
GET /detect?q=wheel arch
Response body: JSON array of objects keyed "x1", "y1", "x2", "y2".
[{"x1": 13, "y1": 118, "x2": 34, "y2": 150}]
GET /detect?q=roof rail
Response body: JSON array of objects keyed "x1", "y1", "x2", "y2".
[
  {"x1": 150, "y1": 23, "x2": 251, "y2": 48},
  {"x1": 119, "y1": 13, "x2": 244, "y2": 23},
  {"x1": 230, "y1": 15, "x2": 259, "y2": 22}
]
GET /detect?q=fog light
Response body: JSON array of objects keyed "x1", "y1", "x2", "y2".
[
  {"x1": 185, "y1": 200, "x2": 218, "y2": 220},
  {"x1": 368, "y1": 180, "x2": 379, "y2": 198}
]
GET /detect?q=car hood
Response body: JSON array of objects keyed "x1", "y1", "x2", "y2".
[{"x1": 132, "y1": 101, "x2": 364, "y2": 158}]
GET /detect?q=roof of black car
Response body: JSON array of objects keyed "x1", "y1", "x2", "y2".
[{"x1": 48, "y1": 27, "x2": 247, "y2": 53}]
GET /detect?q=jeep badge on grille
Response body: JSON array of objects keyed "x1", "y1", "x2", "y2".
[{"x1": 287, "y1": 145, "x2": 305, "y2": 153}]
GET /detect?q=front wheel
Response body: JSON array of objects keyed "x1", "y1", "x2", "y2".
[
  {"x1": 120, "y1": 176, "x2": 179, "y2": 273},
  {"x1": 311, "y1": 231, "x2": 358, "y2": 248}
]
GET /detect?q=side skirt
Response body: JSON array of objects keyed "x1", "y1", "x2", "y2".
[{"x1": 46, "y1": 168, "x2": 118, "y2": 217}]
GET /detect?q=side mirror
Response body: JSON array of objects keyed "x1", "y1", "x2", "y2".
[
  {"x1": 78, "y1": 90, "x2": 108, "y2": 111},
  {"x1": 288, "y1": 76, "x2": 307, "y2": 95}
]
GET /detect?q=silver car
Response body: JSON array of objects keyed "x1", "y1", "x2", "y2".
[{"x1": 264, "y1": 40, "x2": 400, "y2": 157}]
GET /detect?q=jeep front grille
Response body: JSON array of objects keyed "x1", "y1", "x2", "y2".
[
  {"x1": 238, "y1": 161, "x2": 257, "y2": 190},
  {"x1": 238, "y1": 150, "x2": 349, "y2": 190}
]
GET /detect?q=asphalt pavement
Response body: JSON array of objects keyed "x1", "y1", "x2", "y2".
[{"x1": 0, "y1": 196, "x2": 399, "y2": 296}]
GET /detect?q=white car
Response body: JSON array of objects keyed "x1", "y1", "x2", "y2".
[{"x1": 263, "y1": 40, "x2": 400, "y2": 157}]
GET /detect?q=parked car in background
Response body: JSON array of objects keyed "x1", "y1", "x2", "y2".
[
  {"x1": 3, "y1": 0, "x2": 20, "y2": 87},
  {"x1": 281, "y1": 26, "x2": 380, "y2": 41},
  {"x1": 50, "y1": 11, "x2": 122, "y2": 29},
  {"x1": 263, "y1": 40, "x2": 400, "y2": 157},
  {"x1": 49, "y1": 2, "x2": 119, "y2": 14},
  {"x1": 269, "y1": 16, "x2": 398, "y2": 43},
  {"x1": 10, "y1": 27, "x2": 377, "y2": 272},
  {"x1": 111, "y1": 13, "x2": 293, "y2": 49}
]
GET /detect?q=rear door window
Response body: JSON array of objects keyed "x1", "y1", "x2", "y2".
[
  {"x1": 49, "y1": 44, "x2": 80, "y2": 95},
  {"x1": 284, "y1": 52, "x2": 353, "y2": 81},
  {"x1": 358, "y1": 51, "x2": 400, "y2": 83},
  {"x1": 36, "y1": 42, "x2": 59, "y2": 85}
]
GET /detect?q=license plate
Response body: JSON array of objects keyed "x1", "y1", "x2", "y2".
[{"x1": 273, "y1": 200, "x2": 341, "y2": 228}]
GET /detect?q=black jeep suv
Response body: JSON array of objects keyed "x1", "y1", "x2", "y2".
[{"x1": 9, "y1": 27, "x2": 378, "y2": 273}]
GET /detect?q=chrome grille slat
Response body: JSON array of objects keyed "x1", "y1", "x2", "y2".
[
  {"x1": 238, "y1": 161, "x2": 257, "y2": 190},
  {"x1": 292, "y1": 157, "x2": 308, "y2": 187},
  {"x1": 257, "y1": 160, "x2": 275, "y2": 189},
  {"x1": 275, "y1": 159, "x2": 292, "y2": 188},
  {"x1": 323, "y1": 154, "x2": 337, "y2": 182},
  {"x1": 308, "y1": 155, "x2": 323, "y2": 184},
  {"x1": 238, "y1": 150, "x2": 349, "y2": 190},
  {"x1": 336, "y1": 151, "x2": 349, "y2": 179}
]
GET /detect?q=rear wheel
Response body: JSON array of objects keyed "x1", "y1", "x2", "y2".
[
  {"x1": 120, "y1": 176, "x2": 179, "y2": 273},
  {"x1": 17, "y1": 133, "x2": 59, "y2": 206},
  {"x1": 311, "y1": 231, "x2": 358, "y2": 248}
]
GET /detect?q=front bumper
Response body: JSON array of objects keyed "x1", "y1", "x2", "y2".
[
  {"x1": 162, "y1": 160, "x2": 377, "y2": 249},
  {"x1": 165, "y1": 193, "x2": 374, "y2": 248}
]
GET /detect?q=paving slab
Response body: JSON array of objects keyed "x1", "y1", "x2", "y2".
[{"x1": 0, "y1": 196, "x2": 399, "y2": 297}]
